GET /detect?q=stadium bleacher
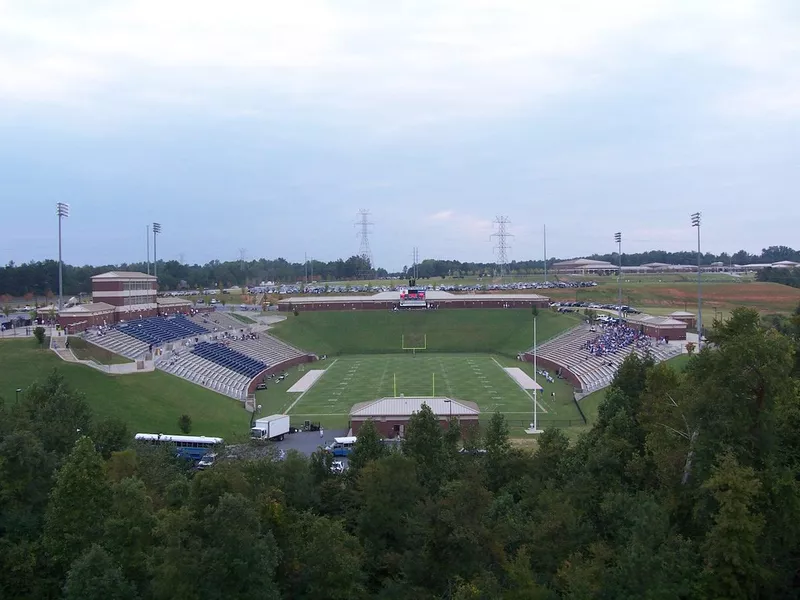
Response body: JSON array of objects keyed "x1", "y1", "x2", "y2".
[
  {"x1": 191, "y1": 341, "x2": 267, "y2": 378},
  {"x1": 527, "y1": 323, "x2": 682, "y2": 393},
  {"x1": 116, "y1": 314, "x2": 209, "y2": 345},
  {"x1": 158, "y1": 350, "x2": 253, "y2": 400}
]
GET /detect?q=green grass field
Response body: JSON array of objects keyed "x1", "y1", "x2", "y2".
[
  {"x1": 269, "y1": 309, "x2": 580, "y2": 357},
  {"x1": 0, "y1": 339, "x2": 249, "y2": 440},
  {"x1": 254, "y1": 353, "x2": 582, "y2": 435}
]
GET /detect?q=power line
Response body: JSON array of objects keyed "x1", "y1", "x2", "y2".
[
  {"x1": 491, "y1": 216, "x2": 513, "y2": 277},
  {"x1": 354, "y1": 209, "x2": 374, "y2": 276}
]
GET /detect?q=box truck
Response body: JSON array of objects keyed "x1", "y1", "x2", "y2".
[{"x1": 251, "y1": 414, "x2": 290, "y2": 441}]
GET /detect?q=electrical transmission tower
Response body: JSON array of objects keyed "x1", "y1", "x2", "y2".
[
  {"x1": 355, "y1": 209, "x2": 374, "y2": 276},
  {"x1": 491, "y1": 216, "x2": 513, "y2": 277}
]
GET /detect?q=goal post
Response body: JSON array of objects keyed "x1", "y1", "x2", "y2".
[{"x1": 401, "y1": 333, "x2": 427, "y2": 351}]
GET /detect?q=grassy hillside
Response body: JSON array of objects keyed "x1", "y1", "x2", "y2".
[
  {"x1": 0, "y1": 339, "x2": 248, "y2": 439},
  {"x1": 269, "y1": 309, "x2": 580, "y2": 356}
]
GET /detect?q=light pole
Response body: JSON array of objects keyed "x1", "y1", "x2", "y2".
[
  {"x1": 691, "y1": 213, "x2": 702, "y2": 349},
  {"x1": 146, "y1": 224, "x2": 151, "y2": 275},
  {"x1": 152, "y1": 222, "x2": 161, "y2": 279},
  {"x1": 614, "y1": 232, "x2": 622, "y2": 319},
  {"x1": 529, "y1": 305, "x2": 542, "y2": 434},
  {"x1": 15, "y1": 388, "x2": 21, "y2": 403},
  {"x1": 57, "y1": 203, "x2": 70, "y2": 310}
]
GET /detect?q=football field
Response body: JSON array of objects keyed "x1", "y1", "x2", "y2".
[{"x1": 279, "y1": 353, "x2": 582, "y2": 431}]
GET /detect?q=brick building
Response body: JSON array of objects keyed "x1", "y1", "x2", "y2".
[
  {"x1": 349, "y1": 396, "x2": 480, "y2": 439},
  {"x1": 57, "y1": 271, "x2": 192, "y2": 333}
]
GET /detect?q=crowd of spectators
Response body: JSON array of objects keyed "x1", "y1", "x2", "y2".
[{"x1": 584, "y1": 323, "x2": 651, "y2": 357}]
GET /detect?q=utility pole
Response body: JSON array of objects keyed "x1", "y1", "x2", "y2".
[
  {"x1": 56, "y1": 203, "x2": 70, "y2": 310},
  {"x1": 614, "y1": 232, "x2": 622, "y2": 319},
  {"x1": 691, "y1": 213, "x2": 703, "y2": 349},
  {"x1": 354, "y1": 209, "x2": 374, "y2": 278},
  {"x1": 152, "y1": 222, "x2": 161, "y2": 279},
  {"x1": 543, "y1": 224, "x2": 547, "y2": 283},
  {"x1": 491, "y1": 216, "x2": 512, "y2": 277}
]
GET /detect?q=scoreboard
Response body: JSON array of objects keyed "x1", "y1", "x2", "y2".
[{"x1": 400, "y1": 287, "x2": 427, "y2": 307}]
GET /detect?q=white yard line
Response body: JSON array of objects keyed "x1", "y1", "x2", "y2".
[
  {"x1": 284, "y1": 358, "x2": 338, "y2": 414},
  {"x1": 437, "y1": 356, "x2": 455, "y2": 397}
]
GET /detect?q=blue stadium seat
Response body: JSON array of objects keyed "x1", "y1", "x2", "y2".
[
  {"x1": 191, "y1": 341, "x2": 267, "y2": 378},
  {"x1": 116, "y1": 315, "x2": 209, "y2": 345}
]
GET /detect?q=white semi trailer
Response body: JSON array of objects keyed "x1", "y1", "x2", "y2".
[{"x1": 251, "y1": 414, "x2": 290, "y2": 441}]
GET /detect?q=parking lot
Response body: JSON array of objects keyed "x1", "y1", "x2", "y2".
[{"x1": 275, "y1": 428, "x2": 350, "y2": 467}]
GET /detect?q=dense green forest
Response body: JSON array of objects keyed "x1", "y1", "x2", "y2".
[
  {"x1": 2, "y1": 246, "x2": 798, "y2": 296},
  {"x1": 1, "y1": 306, "x2": 798, "y2": 599}
]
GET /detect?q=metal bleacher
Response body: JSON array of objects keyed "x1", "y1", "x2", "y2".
[
  {"x1": 529, "y1": 324, "x2": 682, "y2": 393},
  {"x1": 225, "y1": 335, "x2": 306, "y2": 368},
  {"x1": 117, "y1": 315, "x2": 209, "y2": 345},
  {"x1": 158, "y1": 350, "x2": 252, "y2": 400},
  {"x1": 191, "y1": 341, "x2": 267, "y2": 378},
  {"x1": 86, "y1": 329, "x2": 150, "y2": 359}
]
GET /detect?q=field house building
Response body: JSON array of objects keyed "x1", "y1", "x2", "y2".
[
  {"x1": 349, "y1": 396, "x2": 480, "y2": 438},
  {"x1": 278, "y1": 290, "x2": 550, "y2": 312},
  {"x1": 57, "y1": 271, "x2": 194, "y2": 332}
]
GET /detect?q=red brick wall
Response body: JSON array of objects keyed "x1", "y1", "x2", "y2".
[
  {"x1": 246, "y1": 354, "x2": 316, "y2": 395},
  {"x1": 521, "y1": 353, "x2": 581, "y2": 389},
  {"x1": 351, "y1": 416, "x2": 480, "y2": 439},
  {"x1": 92, "y1": 281, "x2": 124, "y2": 292},
  {"x1": 59, "y1": 311, "x2": 116, "y2": 333},
  {"x1": 279, "y1": 298, "x2": 550, "y2": 312}
]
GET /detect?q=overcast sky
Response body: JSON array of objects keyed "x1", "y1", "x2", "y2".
[{"x1": 1, "y1": 0, "x2": 799, "y2": 271}]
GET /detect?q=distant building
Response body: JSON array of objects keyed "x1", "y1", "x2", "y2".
[
  {"x1": 57, "y1": 271, "x2": 193, "y2": 333},
  {"x1": 349, "y1": 396, "x2": 480, "y2": 438},
  {"x1": 550, "y1": 259, "x2": 617, "y2": 275},
  {"x1": 668, "y1": 310, "x2": 696, "y2": 328},
  {"x1": 626, "y1": 313, "x2": 687, "y2": 341}
]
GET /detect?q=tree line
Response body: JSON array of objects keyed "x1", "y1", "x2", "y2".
[
  {"x1": 1, "y1": 245, "x2": 798, "y2": 297},
  {"x1": 757, "y1": 267, "x2": 800, "y2": 289},
  {"x1": 1, "y1": 306, "x2": 799, "y2": 598}
]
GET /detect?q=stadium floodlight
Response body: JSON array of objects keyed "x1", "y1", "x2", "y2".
[
  {"x1": 56, "y1": 203, "x2": 70, "y2": 311},
  {"x1": 691, "y1": 213, "x2": 702, "y2": 349},
  {"x1": 152, "y1": 222, "x2": 162, "y2": 279},
  {"x1": 614, "y1": 232, "x2": 622, "y2": 319}
]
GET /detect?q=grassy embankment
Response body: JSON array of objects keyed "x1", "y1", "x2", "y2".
[{"x1": 0, "y1": 339, "x2": 248, "y2": 439}]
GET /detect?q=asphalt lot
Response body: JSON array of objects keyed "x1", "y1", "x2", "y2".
[{"x1": 275, "y1": 428, "x2": 350, "y2": 467}]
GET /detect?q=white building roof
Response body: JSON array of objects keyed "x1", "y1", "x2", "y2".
[
  {"x1": 626, "y1": 314, "x2": 686, "y2": 327},
  {"x1": 156, "y1": 297, "x2": 193, "y2": 306},
  {"x1": 552, "y1": 258, "x2": 616, "y2": 269},
  {"x1": 58, "y1": 302, "x2": 116, "y2": 315},
  {"x1": 91, "y1": 271, "x2": 156, "y2": 280},
  {"x1": 350, "y1": 396, "x2": 480, "y2": 418}
]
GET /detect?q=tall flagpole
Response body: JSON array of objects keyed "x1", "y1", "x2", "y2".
[{"x1": 533, "y1": 315, "x2": 538, "y2": 432}]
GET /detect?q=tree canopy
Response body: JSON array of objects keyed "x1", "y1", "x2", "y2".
[{"x1": 1, "y1": 306, "x2": 799, "y2": 598}]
